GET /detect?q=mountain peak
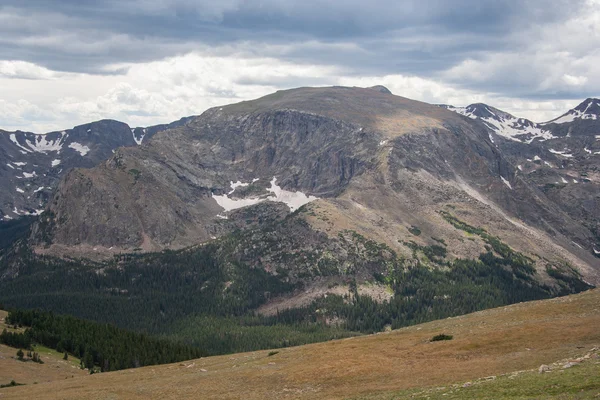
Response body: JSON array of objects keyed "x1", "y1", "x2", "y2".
[
  {"x1": 368, "y1": 85, "x2": 392, "y2": 95},
  {"x1": 573, "y1": 98, "x2": 600, "y2": 114},
  {"x1": 442, "y1": 103, "x2": 554, "y2": 143},
  {"x1": 546, "y1": 98, "x2": 600, "y2": 124}
]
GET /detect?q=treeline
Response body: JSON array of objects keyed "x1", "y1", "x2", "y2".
[
  {"x1": 2, "y1": 309, "x2": 203, "y2": 372},
  {"x1": 272, "y1": 250, "x2": 592, "y2": 333},
  {"x1": 0, "y1": 245, "x2": 295, "y2": 333},
  {"x1": 0, "y1": 214, "x2": 593, "y2": 357},
  {"x1": 164, "y1": 315, "x2": 358, "y2": 356}
]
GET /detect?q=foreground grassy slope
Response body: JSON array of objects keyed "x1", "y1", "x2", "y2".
[
  {"x1": 0, "y1": 310, "x2": 86, "y2": 386},
  {"x1": 2, "y1": 289, "x2": 600, "y2": 399}
]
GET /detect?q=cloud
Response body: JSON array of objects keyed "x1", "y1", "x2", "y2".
[
  {"x1": 0, "y1": 60, "x2": 62, "y2": 80},
  {"x1": 0, "y1": 0, "x2": 598, "y2": 131}
]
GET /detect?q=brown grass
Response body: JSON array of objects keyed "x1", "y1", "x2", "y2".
[
  {"x1": 2, "y1": 289, "x2": 599, "y2": 399},
  {"x1": 0, "y1": 310, "x2": 87, "y2": 387}
]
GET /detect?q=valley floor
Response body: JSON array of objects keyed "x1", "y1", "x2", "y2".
[{"x1": 1, "y1": 289, "x2": 600, "y2": 399}]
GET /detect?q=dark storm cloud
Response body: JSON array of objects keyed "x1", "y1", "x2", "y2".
[{"x1": 0, "y1": 0, "x2": 593, "y2": 98}]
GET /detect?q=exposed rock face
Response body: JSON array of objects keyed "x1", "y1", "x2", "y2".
[
  {"x1": 444, "y1": 98, "x2": 600, "y2": 262},
  {"x1": 32, "y1": 86, "x2": 599, "y2": 284},
  {"x1": 0, "y1": 117, "x2": 192, "y2": 221}
]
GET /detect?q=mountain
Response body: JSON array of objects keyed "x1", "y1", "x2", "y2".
[
  {"x1": 0, "y1": 85, "x2": 596, "y2": 364},
  {"x1": 544, "y1": 98, "x2": 600, "y2": 124},
  {"x1": 441, "y1": 103, "x2": 556, "y2": 143},
  {"x1": 24, "y1": 86, "x2": 598, "y2": 287},
  {"x1": 443, "y1": 98, "x2": 600, "y2": 259},
  {"x1": 0, "y1": 117, "x2": 193, "y2": 222}
]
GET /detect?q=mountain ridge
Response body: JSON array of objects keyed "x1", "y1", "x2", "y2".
[
  {"x1": 0, "y1": 116, "x2": 194, "y2": 221},
  {"x1": 20, "y1": 86, "x2": 598, "y2": 290}
]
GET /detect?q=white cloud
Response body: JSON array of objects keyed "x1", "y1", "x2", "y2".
[
  {"x1": 0, "y1": 60, "x2": 60, "y2": 80},
  {"x1": 0, "y1": 50, "x2": 592, "y2": 133},
  {"x1": 0, "y1": 52, "x2": 340, "y2": 131},
  {"x1": 563, "y1": 74, "x2": 588, "y2": 86},
  {"x1": 442, "y1": 0, "x2": 600, "y2": 97}
]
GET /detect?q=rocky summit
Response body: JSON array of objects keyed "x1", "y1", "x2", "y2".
[{"x1": 28, "y1": 86, "x2": 599, "y2": 289}]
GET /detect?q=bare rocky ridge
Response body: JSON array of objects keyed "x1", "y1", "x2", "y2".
[
  {"x1": 444, "y1": 98, "x2": 600, "y2": 262},
  {"x1": 0, "y1": 117, "x2": 192, "y2": 221},
  {"x1": 30, "y1": 86, "x2": 599, "y2": 285}
]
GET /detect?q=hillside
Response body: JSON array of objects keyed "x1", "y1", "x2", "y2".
[
  {"x1": 0, "y1": 310, "x2": 87, "y2": 386},
  {"x1": 2, "y1": 288, "x2": 598, "y2": 399}
]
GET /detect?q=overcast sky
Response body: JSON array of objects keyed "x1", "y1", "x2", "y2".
[{"x1": 1, "y1": 0, "x2": 599, "y2": 132}]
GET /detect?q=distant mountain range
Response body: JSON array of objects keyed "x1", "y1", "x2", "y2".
[
  {"x1": 441, "y1": 98, "x2": 600, "y2": 143},
  {"x1": 0, "y1": 117, "x2": 193, "y2": 220}
]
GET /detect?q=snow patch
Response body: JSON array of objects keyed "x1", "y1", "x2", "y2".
[
  {"x1": 446, "y1": 105, "x2": 556, "y2": 143},
  {"x1": 33, "y1": 186, "x2": 46, "y2": 193},
  {"x1": 533, "y1": 155, "x2": 541, "y2": 161},
  {"x1": 517, "y1": 165, "x2": 523, "y2": 171},
  {"x1": 266, "y1": 177, "x2": 318, "y2": 211},
  {"x1": 6, "y1": 163, "x2": 14, "y2": 170},
  {"x1": 212, "y1": 177, "x2": 318, "y2": 213},
  {"x1": 13, "y1": 162, "x2": 26, "y2": 166},
  {"x1": 549, "y1": 149, "x2": 574, "y2": 158},
  {"x1": 68, "y1": 142, "x2": 90, "y2": 156},
  {"x1": 25, "y1": 132, "x2": 66, "y2": 153},
  {"x1": 561, "y1": 177, "x2": 568, "y2": 184},
  {"x1": 22, "y1": 171, "x2": 36, "y2": 178},
  {"x1": 501, "y1": 176, "x2": 512, "y2": 189},
  {"x1": 228, "y1": 181, "x2": 249, "y2": 194},
  {"x1": 9, "y1": 134, "x2": 32, "y2": 153},
  {"x1": 379, "y1": 140, "x2": 388, "y2": 146},
  {"x1": 51, "y1": 159, "x2": 61, "y2": 167},
  {"x1": 16, "y1": 187, "x2": 24, "y2": 193},
  {"x1": 548, "y1": 107, "x2": 599, "y2": 124},
  {"x1": 133, "y1": 128, "x2": 146, "y2": 145}
]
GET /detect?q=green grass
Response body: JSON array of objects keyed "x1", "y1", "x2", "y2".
[
  {"x1": 356, "y1": 361, "x2": 600, "y2": 399},
  {"x1": 32, "y1": 344, "x2": 81, "y2": 369}
]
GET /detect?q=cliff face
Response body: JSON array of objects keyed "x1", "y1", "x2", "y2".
[{"x1": 32, "y1": 86, "x2": 599, "y2": 284}]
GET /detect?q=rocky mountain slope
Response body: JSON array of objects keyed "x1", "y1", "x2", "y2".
[
  {"x1": 443, "y1": 98, "x2": 600, "y2": 260},
  {"x1": 0, "y1": 117, "x2": 192, "y2": 221},
  {"x1": 28, "y1": 86, "x2": 599, "y2": 291}
]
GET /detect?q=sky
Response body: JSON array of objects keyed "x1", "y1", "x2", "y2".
[{"x1": 1, "y1": 0, "x2": 599, "y2": 132}]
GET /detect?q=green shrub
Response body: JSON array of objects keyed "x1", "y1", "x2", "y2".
[
  {"x1": 408, "y1": 226, "x2": 422, "y2": 236},
  {"x1": 430, "y1": 334, "x2": 453, "y2": 342}
]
